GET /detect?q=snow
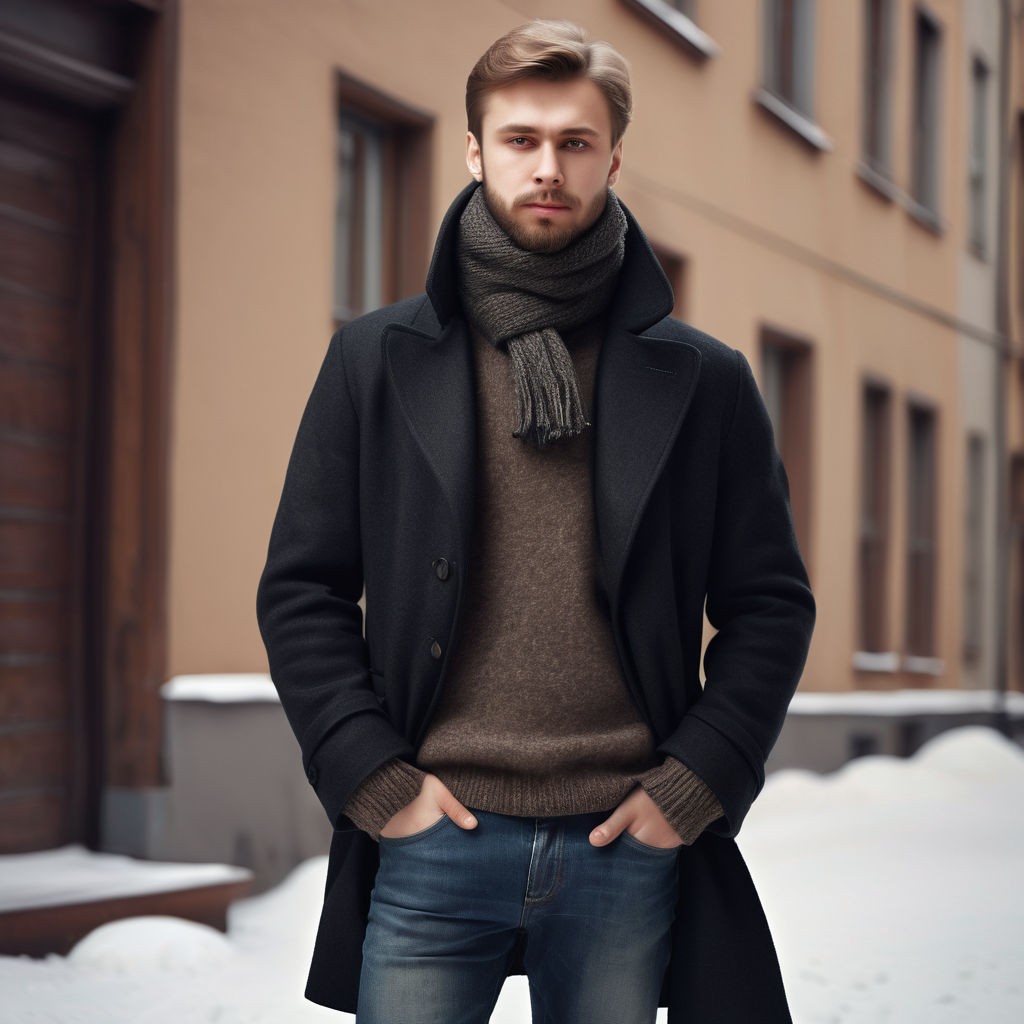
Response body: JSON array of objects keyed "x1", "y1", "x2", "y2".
[
  {"x1": 1, "y1": 725, "x2": 1021, "y2": 1023},
  {"x1": 0, "y1": 846, "x2": 250, "y2": 914},
  {"x1": 69, "y1": 917, "x2": 236, "y2": 972},
  {"x1": 738, "y1": 727, "x2": 1024, "y2": 1024},
  {"x1": 160, "y1": 674, "x2": 280, "y2": 703},
  {"x1": 787, "y1": 687, "x2": 1024, "y2": 717}
]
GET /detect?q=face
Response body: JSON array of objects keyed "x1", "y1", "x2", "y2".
[{"x1": 466, "y1": 76, "x2": 623, "y2": 253}]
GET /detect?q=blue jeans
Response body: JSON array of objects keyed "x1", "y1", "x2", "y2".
[{"x1": 356, "y1": 808, "x2": 679, "y2": 1024}]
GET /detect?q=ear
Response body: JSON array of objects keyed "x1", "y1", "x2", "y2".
[
  {"x1": 466, "y1": 132, "x2": 483, "y2": 182},
  {"x1": 607, "y1": 138, "x2": 623, "y2": 189}
]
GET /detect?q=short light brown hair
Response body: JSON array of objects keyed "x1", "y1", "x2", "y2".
[{"x1": 466, "y1": 20, "x2": 632, "y2": 145}]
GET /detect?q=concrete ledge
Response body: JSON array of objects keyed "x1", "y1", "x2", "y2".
[
  {"x1": 0, "y1": 845, "x2": 252, "y2": 957},
  {"x1": 151, "y1": 676, "x2": 331, "y2": 891},
  {"x1": 770, "y1": 690, "x2": 1024, "y2": 774}
]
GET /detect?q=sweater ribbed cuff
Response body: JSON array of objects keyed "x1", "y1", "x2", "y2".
[
  {"x1": 342, "y1": 758, "x2": 426, "y2": 840},
  {"x1": 640, "y1": 756, "x2": 724, "y2": 845}
]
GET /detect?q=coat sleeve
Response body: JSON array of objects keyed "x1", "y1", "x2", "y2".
[
  {"x1": 660, "y1": 347, "x2": 815, "y2": 837},
  {"x1": 256, "y1": 328, "x2": 415, "y2": 827}
]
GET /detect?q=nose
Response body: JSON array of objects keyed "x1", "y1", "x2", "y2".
[{"x1": 533, "y1": 142, "x2": 563, "y2": 187}]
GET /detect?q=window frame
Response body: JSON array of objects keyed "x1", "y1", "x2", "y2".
[
  {"x1": 619, "y1": 0, "x2": 720, "y2": 59},
  {"x1": 861, "y1": 0, "x2": 895, "y2": 178},
  {"x1": 755, "y1": 0, "x2": 832, "y2": 151},
  {"x1": 760, "y1": 327, "x2": 815, "y2": 579},
  {"x1": 904, "y1": 400, "x2": 939, "y2": 660},
  {"x1": 967, "y1": 54, "x2": 989, "y2": 258},
  {"x1": 962, "y1": 433, "x2": 986, "y2": 665},
  {"x1": 909, "y1": 5, "x2": 944, "y2": 225},
  {"x1": 857, "y1": 380, "x2": 893, "y2": 657},
  {"x1": 333, "y1": 72, "x2": 433, "y2": 327}
]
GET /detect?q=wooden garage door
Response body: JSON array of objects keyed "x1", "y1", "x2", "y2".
[{"x1": 0, "y1": 86, "x2": 100, "y2": 852}]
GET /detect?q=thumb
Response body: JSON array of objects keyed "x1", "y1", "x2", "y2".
[
  {"x1": 589, "y1": 806, "x2": 628, "y2": 847},
  {"x1": 435, "y1": 787, "x2": 477, "y2": 830}
]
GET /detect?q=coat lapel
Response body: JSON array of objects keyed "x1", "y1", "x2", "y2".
[
  {"x1": 384, "y1": 318, "x2": 477, "y2": 550},
  {"x1": 593, "y1": 329, "x2": 701, "y2": 608}
]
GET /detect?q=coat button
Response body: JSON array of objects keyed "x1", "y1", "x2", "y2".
[
  {"x1": 307, "y1": 764, "x2": 319, "y2": 787},
  {"x1": 432, "y1": 557, "x2": 451, "y2": 581},
  {"x1": 430, "y1": 639, "x2": 442, "y2": 659}
]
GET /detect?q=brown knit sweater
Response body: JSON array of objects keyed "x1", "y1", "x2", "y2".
[{"x1": 343, "y1": 321, "x2": 723, "y2": 842}]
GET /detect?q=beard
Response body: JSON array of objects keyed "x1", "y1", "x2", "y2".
[{"x1": 481, "y1": 179, "x2": 608, "y2": 254}]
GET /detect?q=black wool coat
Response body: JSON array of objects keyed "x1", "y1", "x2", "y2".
[{"x1": 256, "y1": 182, "x2": 815, "y2": 1022}]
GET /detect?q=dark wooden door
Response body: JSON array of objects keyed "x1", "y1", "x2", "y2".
[{"x1": 0, "y1": 85, "x2": 102, "y2": 851}]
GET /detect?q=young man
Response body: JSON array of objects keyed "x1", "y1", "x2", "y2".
[{"x1": 257, "y1": 19, "x2": 814, "y2": 1024}]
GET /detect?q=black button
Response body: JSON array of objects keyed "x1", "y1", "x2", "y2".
[
  {"x1": 432, "y1": 557, "x2": 451, "y2": 581},
  {"x1": 430, "y1": 639, "x2": 442, "y2": 659},
  {"x1": 307, "y1": 764, "x2": 319, "y2": 787}
]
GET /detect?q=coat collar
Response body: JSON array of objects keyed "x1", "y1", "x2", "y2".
[{"x1": 392, "y1": 181, "x2": 701, "y2": 608}]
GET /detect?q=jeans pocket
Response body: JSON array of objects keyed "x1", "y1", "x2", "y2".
[
  {"x1": 618, "y1": 831, "x2": 682, "y2": 857},
  {"x1": 378, "y1": 812, "x2": 453, "y2": 848}
]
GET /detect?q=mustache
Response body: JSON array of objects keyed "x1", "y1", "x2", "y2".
[{"x1": 514, "y1": 189, "x2": 578, "y2": 208}]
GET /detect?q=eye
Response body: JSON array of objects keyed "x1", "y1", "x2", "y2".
[
  {"x1": 564, "y1": 138, "x2": 588, "y2": 150},
  {"x1": 507, "y1": 136, "x2": 531, "y2": 147}
]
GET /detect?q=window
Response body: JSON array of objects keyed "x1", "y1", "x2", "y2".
[
  {"x1": 862, "y1": 0, "x2": 894, "y2": 174},
  {"x1": 968, "y1": 56, "x2": 989, "y2": 255},
  {"x1": 336, "y1": 112, "x2": 388, "y2": 321},
  {"x1": 334, "y1": 75, "x2": 432, "y2": 325},
  {"x1": 910, "y1": 8, "x2": 943, "y2": 216},
  {"x1": 849, "y1": 733, "x2": 880, "y2": 759},
  {"x1": 1012, "y1": 455, "x2": 1024, "y2": 686},
  {"x1": 763, "y1": 0, "x2": 816, "y2": 117},
  {"x1": 1018, "y1": 114, "x2": 1024, "y2": 314},
  {"x1": 619, "y1": 0, "x2": 718, "y2": 58},
  {"x1": 906, "y1": 403, "x2": 938, "y2": 657},
  {"x1": 761, "y1": 330, "x2": 814, "y2": 573},
  {"x1": 859, "y1": 383, "x2": 892, "y2": 653},
  {"x1": 962, "y1": 434, "x2": 985, "y2": 664},
  {"x1": 652, "y1": 246, "x2": 687, "y2": 321}
]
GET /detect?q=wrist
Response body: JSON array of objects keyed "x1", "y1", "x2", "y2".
[{"x1": 343, "y1": 759, "x2": 426, "y2": 840}]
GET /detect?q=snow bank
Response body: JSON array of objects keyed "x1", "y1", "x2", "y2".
[
  {"x1": 68, "y1": 917, "x2": 236, "y2": 973},
  {"x1": 739, "y1": 726, "x2": 1024, "y2": 1024},
  {"x1": 0, "y1": 726, "x2": 1021, "y2": 1023}
]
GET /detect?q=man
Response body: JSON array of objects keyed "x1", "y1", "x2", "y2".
[{"x1": 257, "y1": 19, "x2": 814, "y2": 1024}]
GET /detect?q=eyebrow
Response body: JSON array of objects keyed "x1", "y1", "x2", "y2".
[{"x1": 495, "y1": 123, "x2": 601, "y2": 137}]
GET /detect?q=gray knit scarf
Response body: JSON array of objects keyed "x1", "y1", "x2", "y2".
[{"x1": 456, "y1": 186, "x2": 627, "y2": 447}]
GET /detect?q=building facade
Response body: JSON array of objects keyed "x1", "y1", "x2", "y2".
[{"x1": 1, "y1": 0, "x2": 1021, "y2": 861}]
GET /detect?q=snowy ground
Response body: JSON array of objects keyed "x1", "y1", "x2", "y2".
[{"x1": 1, "y1": 725, "x2": 1021, "y2": 1024}]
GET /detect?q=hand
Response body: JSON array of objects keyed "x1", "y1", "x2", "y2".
[
  {"x1": 379, "y1": 773, "x2": 478, "y2": 839},
  {"x1": 589, "y1": 787, "x2": 682, "y2": 849}
]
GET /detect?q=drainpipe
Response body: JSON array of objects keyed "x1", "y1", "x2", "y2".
[{"x1": 992, "y1": 0, "x2": 1013, "y2": 736}]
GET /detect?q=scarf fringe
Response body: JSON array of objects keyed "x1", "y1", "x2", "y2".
[{"x1": 508, "y1": 330, "x2": 589, "y2": 445}]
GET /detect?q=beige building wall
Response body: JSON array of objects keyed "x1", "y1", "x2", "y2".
[{"x1": 169, "y1": 0, "x2": 1004, "y2": 694}]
